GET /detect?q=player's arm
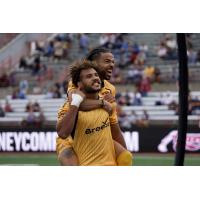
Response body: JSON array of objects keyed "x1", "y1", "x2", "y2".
[
  {"x1": 110, "y1": 123, "x2": 127, "y2": 148},
  {"x1": 68, "y1": 80, "x2": 115, "y2": 111},
  {"x1": 80, "y1": 99, "x2": 105, "y2": 111},
  {"x1": 68, "y1": 90, "x2": 113, "y2": 113},
  {"x1": 68, "y1": 89, "x2": 105, "y2": 111},
  {"x1": 109, "y1": 104, "x2": 127, "y2": 148},
  {"x1": 57, "y1": 105, "x2": 79, "y2": 139},
  {"x1": 57, "y1": 90, "x2": 85, "y2": 139}
]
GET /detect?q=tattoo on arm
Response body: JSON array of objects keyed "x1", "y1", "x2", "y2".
[{"x1": 59, "y1": 148, "x2": 78, "y2": 166}]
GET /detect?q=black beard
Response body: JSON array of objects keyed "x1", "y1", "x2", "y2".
[{"x1": 84, "y1": 86, "x2": 101, "y2": 93}]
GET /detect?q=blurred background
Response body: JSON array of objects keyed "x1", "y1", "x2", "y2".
[{"x1": 0, "y1": 33, "x2": 200, "y2": 165}]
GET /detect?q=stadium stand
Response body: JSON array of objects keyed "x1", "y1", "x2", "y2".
[
  {"x1": 0, "y1": 33, "x2": 200, "y2": 128},
  {"x1": 0, "y1": 90, "x2": 200, "y2": 127}
]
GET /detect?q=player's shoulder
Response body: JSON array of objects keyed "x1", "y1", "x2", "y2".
[
  {"x1": 58, "y1": 101, "x2": 70, "y2": 112},
  {"x1": 103, "y1": 80, "x2": 116, "y2": 90},
  {"x1": 68, "y1": 80, "x2": 77, "y2": 92}
]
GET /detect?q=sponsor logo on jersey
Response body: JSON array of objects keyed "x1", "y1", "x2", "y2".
[{"x1": 85, "y1": 117, "x2": 110, "y2": 134}]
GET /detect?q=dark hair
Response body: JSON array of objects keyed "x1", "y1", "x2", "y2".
[
  {"x1": 70, "y1": 60, "x2": 102, "y2": 87},
  {"x1": 86, "y1": 47, "x2": 111, "y2": 61}
]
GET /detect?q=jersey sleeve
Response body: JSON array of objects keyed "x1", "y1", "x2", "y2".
[
  {"x1": 57, "y1": 102, "x2": 69, "y2": 123},
  {"x1": 112, "y1": 86, "x2": 116, "y2": 97},
  {"x1": 67, "y1": 80, "x2": 77, "y2": 93},
  {"x1": 109, "y1": 102, "x2": 118, "y2": 125}
]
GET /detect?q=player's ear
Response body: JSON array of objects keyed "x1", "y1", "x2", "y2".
[{"x1": 77, "y1": 82, "x2": 83, "y2": 90}]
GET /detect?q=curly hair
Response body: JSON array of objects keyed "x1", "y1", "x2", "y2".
[{"x1": 70, "y1": 60, "x2": 103, "y2": 87}]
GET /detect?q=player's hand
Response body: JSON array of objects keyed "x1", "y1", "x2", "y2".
[
  {"x1": 103, "y1": 100, "x2": 113, "y2": 115},
  {"x1": 103, "y1": 93, "x2": 116, "y2": 103},
  {"x1": 72, "y1": 88, "x2": 86, "y2": 100},
  {"x1": 68, "y1": 88, "x2": 86, "y2": 103},
  {"x1": 70, "y1": 87, "x2": 86, "y2": 108}
]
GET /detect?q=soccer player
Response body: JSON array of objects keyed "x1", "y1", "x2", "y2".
[
  {"x1": 56, "y1": 48, "x2": 133, "y2": 165},
  {"x1": 57, "y1": 60, "x2": 117, "y2": 165}
]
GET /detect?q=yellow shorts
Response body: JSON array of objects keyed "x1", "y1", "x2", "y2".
[{"x1": 56, "y1": 136, "x2": 74, "y2": 156}]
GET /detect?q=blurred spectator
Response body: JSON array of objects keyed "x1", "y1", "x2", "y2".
[
  {"x1": 33, "y1": 101, "x2": 41, "y2": 112},
  {"x1": 134, "y1": 90, "x2": 142, "y2": 106},
  {"x1": 138, "y1": 76, "x2": 151, "y2": 96},
  {"x1": 53, "y1": 83, "x2": 62, "y2": 98},
  {"x1": 0, "y1": 72, "x2": 10, "y2": 87},
  {"x1": 11, "y1": 87, "x2": 26, "y2": 99},
  {"x1": 126, "y1": 65, "x2": 142, "y2": 84},
  {"x1": 119, "y1": 110, "x2": 139, "y2": 129},
  {"x1": 37, "y1": 64, "x2": 47, "y2": 82},
  {"x1": 32, "y1": 86, "x2": 42, "y2": 94},
  {"x1": 134, "y1": 50, "x2": 146, "y2": 66},
  {"x1": 25, "y1": 101, "x2": 41, "y2": 113},
  {"x1": 154, "y1": 67, "x2": 161, "y2": 83},
  {"x1": 45, "y1": 83, "x2": 62, "y2": 99},
  {"x1": 157, "y1": 34, "x2": 177, "y2": 60},
  {"x1": 19, "y1": 80, "x2": 29, "y2": 95},
  {"x1": 18, "y1": 88, "x2": 27, "y2": 99},
  {"x1": 165, "y1": 35, "x2": 176, "y2": 50},
  {"x1": 45, "y1": 87, "x2": 54, "y2": 99},
  {"x1": 137, "y1": 110, "x2": 149, "y2": 127},
  {"x1": 186, "y1": 34, "x2": 193, "y2": 49},
  {"x1": 35, "y1": 110, "x2": 45, "y2": 128},
  {"x1": 163, "y1": 92, "x2": 177, "y2": 110},
  {"x1": 110, "y1": 66, "x2": 122, "y2": 84},
  {"x1": 117, "y1": 95, "x2": 126, "y2": 106},
  {"x1": 118, "y1": 111, "x2": 131, "y2": 129},
  {"x1": 32, "y1": 55, "x2": 41, "y2": 75},
  {"x1": 36, "y1": 41, "x2": 45, "y2": 53},
  {"x1": 19, "y1": 56, "x2": 28, "y2": 70},
  {"x1": 4, "y1": 100, "x2": 13, "y2": 112},
  {"x1": 79, "y1": 33, "x2": 89, "y2": 55},
  {"x1": 99, "y1": 34, "x2": 109, "y2": 46},
  {"x1": 144, "y1": 65, "x2": 155, "y2": 81},
  {"x1": 157, "y1": 42, "x2": 167, "y2": 59},
  {"x1": 139, "y1": 42, "x2": 149, "y2": 54},
  {"x1": 44, "y1": 40, "x2": 54, "y2": 57},
  {"x1": 26, "y1": 101, "x2": 33, "y2": 112},
  {"x1": 12, "y1": 88, "x2": 19, "y2": 99},
  {"x1": 8, "y1": 71, "x2": 17, "y2": 87},
  {"x1": 188, "y1": 94, "x2": 200, "y2": 115},
  {"x1": 0, "y1": 104, "x2": 5, "y2": 117},
  {"x1": 54, "y1": 37, "x2": 64, "y2": 60},
  {"x1": 124, "y1": 90, "x2": 134, "y2": 106},
  {"x1": 21, "y1": 108, "x2": 37, "y2": 127},
  {"x1": 19, "y1": 55, "x2": 34, "y2": 70},
  {"x1": 155, "y1": 93, "x2": 165, "y2": 106},
  {"x1": 187, "y1": 48, "x2": 197, "y2": 64}
]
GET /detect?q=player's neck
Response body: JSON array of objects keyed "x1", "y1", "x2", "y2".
[{"x1": 85, "y1": 93, "x2": 99, "y2": 100}]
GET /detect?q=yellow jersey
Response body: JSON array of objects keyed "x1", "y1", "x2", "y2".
[
  {"x1": 58, "y1": 102, "x2": 117, "y2": 166},
  {"x1": 56, "y1": 79, "x2": 118, "y2": 164}
]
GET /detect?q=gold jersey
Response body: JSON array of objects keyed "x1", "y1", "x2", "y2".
[
  {"x1": 58, "y1": 102, "x2": 117, "y2": 166},
  {"x1": 56, "y1": 79, "x2": 118, "y2": 165}
]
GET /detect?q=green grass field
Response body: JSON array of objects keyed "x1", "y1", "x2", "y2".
[{"x1": 0, "y1": 153, "x2": 200, "y2": 166}]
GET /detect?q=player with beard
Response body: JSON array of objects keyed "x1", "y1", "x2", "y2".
[
  {"x1": 56, "y1": 48, "x2": 133, "y2": 166},
  {"x1": 57, "y1": 60, "x2": 117, "y2": 165}
]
